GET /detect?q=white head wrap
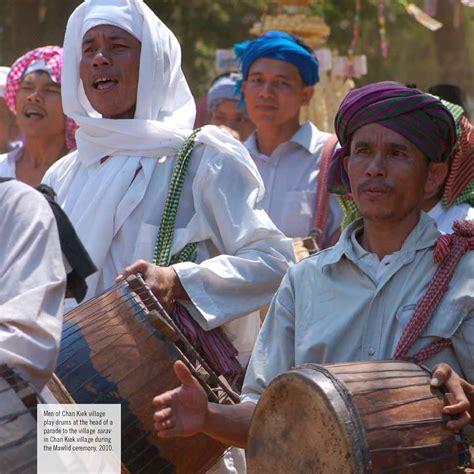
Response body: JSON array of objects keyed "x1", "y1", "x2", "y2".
[{"x1": 62, "y1": 0, "x2": 196, "y2": 166}]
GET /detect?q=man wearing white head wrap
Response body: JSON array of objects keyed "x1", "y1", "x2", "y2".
[{"x1": 43, "y1": 2, "x2": 293, "y2": 469}]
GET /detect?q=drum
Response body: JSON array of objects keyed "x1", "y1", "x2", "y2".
[
  {"x1": 0, "y1": 365, "x2": 41, "y2": 474},
  {"x1": 49, "y1": 275, "x2": 237, "y2": 474},
  {"x1": 247, "y1": 360, "x2": 467, "y2": 473}
]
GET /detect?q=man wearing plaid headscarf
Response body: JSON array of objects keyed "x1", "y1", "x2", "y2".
[
  {"x1": 152, "y1": 82, "x2": 474, "y2": 459},
  {"x1": 0, "y1": 46, "x2": 77, "y2": 185}
]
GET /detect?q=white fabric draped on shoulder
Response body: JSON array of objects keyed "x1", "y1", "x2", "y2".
[{"x1": 47, "y1": 0, "x2": 266, "y2": 301}]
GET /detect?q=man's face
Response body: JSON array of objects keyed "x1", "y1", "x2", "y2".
[
  {"x1": 209, "y1": 99, "x2": 255, "y2": 142},
  {"x1": 15, "y1": 71, "x2": 65, "y2": 139},
  {"x1": 344, "y1": 123, "x2": 443, "y2": 224},
  {"x1": 242, "y1": 58, "x2": 313, "y2": 128},
  {"x1": 80, "y1": 24, "x2": 141, "y2": 119}
]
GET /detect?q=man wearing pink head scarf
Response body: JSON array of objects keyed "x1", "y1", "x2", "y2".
[{"x1": 0, "y1": 46, "x2": 77, "y2": 186}]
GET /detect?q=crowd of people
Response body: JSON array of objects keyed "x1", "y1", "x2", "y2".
[{"x1": 0, "y1": 0, "x2": 473, "y2": 472}]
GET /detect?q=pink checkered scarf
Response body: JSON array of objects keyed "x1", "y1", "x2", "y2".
[{"x1": 4, "y1": 46, "x2": 78, "y2": 150}]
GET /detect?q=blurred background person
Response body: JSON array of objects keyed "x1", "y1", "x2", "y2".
[
  {"x1": 0, "y1": 46, "x2": 77, "y2": 186},
  {"x1": 207, "y1": 73, "x2": 255, "y2": 142},
  {"x1": 0, "y1": 66, "x2": 20, "y2": 154}
]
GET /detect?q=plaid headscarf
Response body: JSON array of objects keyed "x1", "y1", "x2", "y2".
[
  {"x1": 4, "y1": 46, "x2": 77, "y2": 150},
  {"x1": 328, "y1": 81, "x2": 456, "y2": 195},
  {"x1": 334, "y1": 92, "x2": 473, "y2": 229}
]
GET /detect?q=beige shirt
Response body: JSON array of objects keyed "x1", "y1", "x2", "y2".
[
  {"x1": 245, "y1": 122, "x2": 342, "y2": 240},
  {"x1": 241, "y1": 212, "x2": 474, "y2": 404},
  {"x1": 0, "y1": 180, "x2": 65, "y2": 390}
]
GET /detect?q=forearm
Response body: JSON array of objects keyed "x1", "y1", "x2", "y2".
[{"x1": 202, "y1": 401, "x2": 256, "y2": 448}]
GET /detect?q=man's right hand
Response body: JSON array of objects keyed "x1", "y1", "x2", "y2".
[{"x1": 153, "y1": 360, "x2": 209, "y2": 438}]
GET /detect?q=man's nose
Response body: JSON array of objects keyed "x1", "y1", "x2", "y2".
[
  {"x1": 92, "y1": 49, "x2": 112, "y2": 68},
  {"x1": 26, "y1": 89, "x2": 43, "y2": 104},
  {"x1": 366, "y1": 151, "x2": 387, "y2": 176},
  {"x1": 258, "y1": 81, "x2": 275, "y2": 97}
]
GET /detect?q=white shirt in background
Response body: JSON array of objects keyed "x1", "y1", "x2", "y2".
[
  {"x1": 0, "y1": 146, "x2": 22, "y2": 178},
  {"x1": 245, "y1": 121, "x2": 342, "y2": 240},
  {"x1": 428, "y1": 200, "x2": 474, "y2": 234}
]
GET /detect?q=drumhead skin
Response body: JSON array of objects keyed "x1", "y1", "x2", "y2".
[
  {"x1": 247, "y1": 361, "x2": 459, "y2": 474},
  {"x1": 247, "y1": 365, "x2": 370, "y2": 473}
]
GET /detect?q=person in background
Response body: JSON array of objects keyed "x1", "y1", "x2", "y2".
[
  {"x1": 422, "y1": 99, "x2": 473, "y2": 233},
  {"x1": 207, "y1": 73, "x2": 255, "y2": 142},
  {"x1": 237, "y1": 31, "x2": 342, "y2": 248},
  {"x1": 0, "y1": 66, "x2": 20, "y2": 154},
  {"x1": 0, "y1": 47, "x2": 77, "y2": 186}
]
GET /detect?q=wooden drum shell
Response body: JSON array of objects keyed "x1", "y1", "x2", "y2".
[{"x1": 247, "y1": 360, "x2": 460, "y2": 474}]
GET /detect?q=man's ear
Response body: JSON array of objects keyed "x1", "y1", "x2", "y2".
[
  {"x1": 424, "y1": 161, "x2": 448, "y2": 200},
  {"x1": 343, "y1": 154, "x2": 350, "y2": 174},
  {"x1": 302, "y1": 86, "x2": 314, "y2": 106}
]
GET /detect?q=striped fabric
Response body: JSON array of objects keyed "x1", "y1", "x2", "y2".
[
  {"x1": 337, "y1": 97, "x2": 474, "y2": 229},
  {"x1": 328, "y1": 81, "x2": 457, "y2": 195}
]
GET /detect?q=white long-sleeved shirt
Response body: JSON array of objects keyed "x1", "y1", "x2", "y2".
[
  {"x1": 245, "y1": 121, "x2": 342, "y2": 240},
  {"x1": 43, "y1": 140, "x2": 294, "y2": 365},
  {"x1": 0, "y1": 179, "x2": 65, "y2": 390}
]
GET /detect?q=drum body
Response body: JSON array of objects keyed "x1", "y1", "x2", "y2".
[
  {"x1": 247, "y1": 361, "x2": 460, "y2": 473},
  {"x1": 50, "y1": 276, "x2": 230, "y2": 474},
  {"x1": 0, "y1": 365, "x2": 39, "y2": 474}
]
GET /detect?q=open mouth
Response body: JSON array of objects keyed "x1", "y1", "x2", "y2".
[
  {"x1": 93, "y1": 77, "x2": 118, "y2": 91},
  {"x1": 23, "y1": 110, "x2": 45, "y2": 119}
]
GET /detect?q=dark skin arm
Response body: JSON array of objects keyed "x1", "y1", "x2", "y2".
[
  {"x1": 153, "y1": 361, "x2": 254, "y2": 448},
  {"x1": 116, "y1": 260, "x2": 189, "y2": 312},
  {"x1": 152, "y1": 361, "x2": 473, "y2": 449}
]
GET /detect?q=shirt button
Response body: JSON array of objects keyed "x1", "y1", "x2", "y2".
[{"x1": 368, "y1": 347, "x2": 375, "y2": 356}]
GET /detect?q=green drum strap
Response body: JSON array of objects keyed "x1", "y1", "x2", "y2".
[{"x1": 152, "y1": 128, "x2": 201, "y2": 266}]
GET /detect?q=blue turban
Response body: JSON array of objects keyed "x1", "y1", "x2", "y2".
[{"x1": 234, "y1": 31, "x2": 320, "y2": 86}]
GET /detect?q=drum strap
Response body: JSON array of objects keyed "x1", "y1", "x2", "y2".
[
  {"x1": 313, "y1": 134, "x2": 338, "y2": 247},
  {"x1": 151, "y1": 129, "x2": 243, "y2": 380},
  {"x1": 393, "y1": 219, "x2": 474, "y2": 364},
  {"x1": 153, "y1": 128, "x2": 201, "y2": 267}
]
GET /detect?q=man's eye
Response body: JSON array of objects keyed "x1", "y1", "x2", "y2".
[{"x1": 112, "y1": 44, "x2": 127, "y2": 49}]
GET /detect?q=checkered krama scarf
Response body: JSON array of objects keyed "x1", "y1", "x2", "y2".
[
  {"x1": 328, "y1": 81, "x2": 457, "y2": 196},
  {"x1": 4, "y1": 46, "x2": 77, "y2": 150}
]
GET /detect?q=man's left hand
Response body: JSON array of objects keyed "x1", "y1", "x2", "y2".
[
  {"x1": 431, "y1": 363, "x2": 473, "y2": 431},
  {"x1": 116, "y1": 259, "x2": 188, "y2": 312}
]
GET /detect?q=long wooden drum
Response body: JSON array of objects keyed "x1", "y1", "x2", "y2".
[
  {"x1": 247, "y1": 361, "x2": 467, "y2": 473},
  {"x1": 49, "y1": 275, "x2": 236, "y2": 474}
]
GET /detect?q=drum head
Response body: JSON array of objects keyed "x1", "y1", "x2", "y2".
[{"x1": 247, "y1": 367, "x2": 370, "y2": 474}]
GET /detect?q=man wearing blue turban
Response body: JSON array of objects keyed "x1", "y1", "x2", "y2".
[{"x1": 234, "y1": 31, "x2": 342, "y2": 249}]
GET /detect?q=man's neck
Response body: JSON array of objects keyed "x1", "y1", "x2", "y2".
[
  {"x1": 255, "y1": 119, "x2": 301, "y2": 156},
  {"x1": 359, "y1": 212, "x2": 421, "y2": 260},
  {"x1": 21, "y1": 135, "x2": 68, "y2": 169},
  {"x1": 16, "y1": 135, "x2": 68, "y2": 186}
]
